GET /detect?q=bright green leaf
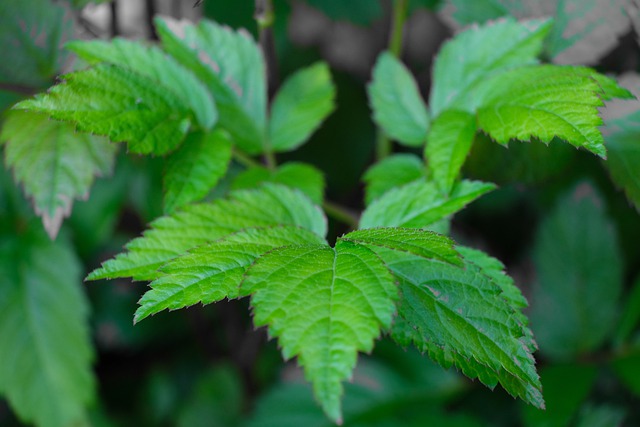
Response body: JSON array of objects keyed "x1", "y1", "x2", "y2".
[
  {"x1": 359, "y1": 179, "x2": 495, "y2": 229},
  {"x1": 242, "y1": 241, "x2": 398, "y2": 422},
  {"x1": 425, "y1": 110, "x2": 476, "y2": 194},
  {"x1": 135, "y1": 226, "x2": 325, "y2": 322},
  {"x1": 87, "y1": 184, "x2": 327, "y2": 281},
  {"x1": 368, "y1": 52, "x2": 430, "y2": 147},
  {"x1": 430, "y1": 17, "x2": 552, "y2": 116},
  {"x1": 67, "y1": 38, "x2": 218, "y2": 130},
  {"x1": 530, "y1": 183, "x2": 623, "y2": 361},
  {"x1": 231, "y1": 162, "x2": 325, "y2": 204},
  {"x1": 341, "y1": 227, "x2": 462, "y2": 267},
  {"x1": 464, "y1": 66, "x2": 631, "y2": 158},
  {"x1": 17, "y1": 65, "x2": 193, "y2": 155},
  {"x1": 0, "y1": 111, "x2": 116, "y2": 238},
  {"x1": 155, "y1": 16, "x2": 266, "y2": 153},
  {"x1": 269, "y1": 62, "x2": 336, "y2": 152},
  {"x1": 382, "y1": 250, "x2": 542, "y2": 408},
  {"x1": 163, "y1": 131, "x2": 232, "y2": 213},
  {"x1": 362, "y1": 154, "x2": 425, "y2": 205},
  {"x1": 0, "y1": 231, "x2": 95, "y2": 427}
]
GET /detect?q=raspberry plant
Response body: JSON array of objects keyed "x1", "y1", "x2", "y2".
[{"x1": 1, "y1": 1, "x2": 640, "y2": 426}]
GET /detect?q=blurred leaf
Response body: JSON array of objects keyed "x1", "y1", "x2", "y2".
[
  {"x1": 177, "y1": 365, "x2": 243, "y2": 427},
  {"x1": 614, "y1": 276, "x2": 640, "y2": 346},
  {"x1": 522, "y1": 364, "x2": 598, "y2": 427},
  {"x1": 425, "y1": 110, "x2": 476, "y2": 194},
  {"x1": 269, "y1": 62, "x2": 336, "y2": 152},
  {"x1": 155, "y1": 16, "x2": 266, "y2": 153},
  {"x1": 531, "y1": 183, "x2": 623, "y2": 361},
  {"x1": 611, "y1": 350, "x2": 640, "y2": 397},
  {"x1": 243, "y1": 241, "x2": 398, "y2": 422},
  {"x1": 0, "y1": 229, "x2": 95, "y2": 427},
  {"x1": 575, "y1": 405, "x2": 625, "y2": 427},
  {"x1": 87, "y1": 184, "x2": 327, "y2": 281},
  {"x1": 382, "y1": 249, "x2": 542, "y2": 409},
  {"x1": 231, "y1": 162, "x2": 325, "y2": 204},
  {"x1": 247, "y1": 348, "x2": 467, "y2": 427},
  {"x1": 304, "y1": 0, "x2": 383, "y2": 25},
  {"x1": 360, "y1": 179, "x2": 495, "y2": 229},
  {"x1": 163, "y1": 131, "x2": 232, "y2": 213},
  {"x1": 67, "y1": 38, "x2": 218, "y2": 130},
  {"x1": 0, "y1": 0, "x2": 72, "y2": 88},
  {"x1": 0, "y1": 110, "x2": 116, "y2": 238},
  {"x1": 430, "y1": 17, "x2": 551, "y2": 116},
  {"x1": 442, "y1": 0, "x2": 631, "y2": 65},
  {"x1": 368, "y1": 52, "x2": 430, "y2": 147},
  {"x1": 362, "y1": 154, "x2": 425, "y2": 205}
]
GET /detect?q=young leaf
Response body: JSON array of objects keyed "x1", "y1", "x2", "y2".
[
  {"x1": 67, "y1": 38, "x2": 218, "y2": 130},
  {"x1": 464, "y1": 66, "x2": 632, "y2": 158},
  {"x1": 231, "y1": 162, "x2": 325, "y2": 205},
  {"x1": 359, "y1": 179, "x2": 495, "y2": 229},
  {"x1": 242, "y1": 240, "x2": 398, "y2": 422},
  {"x1": 381, "y1": 250, "x2": 542, "y2": 408},
  {"x1": 87, "y1": 184, "x2": 327, "y2": 281},
  {"x1": 269, "y1": 62, "x2": 336, "y2": 152},
  {"x1": 443, "y1": 0, "x2": 631, "y2": 65},
  {"x1": 0, "y1": 111, "x2": 116, "y2": 238},
  {"x1": 425, "y1": 110, "x2": 476, "y2": 194},
  {"x1": 17, "y1": 65, "x2": 193, "y2": 155},
  {"x1": 530, "y1": 183, "x2": 623, "y2": 361},
  {"x1": 341, "y1": 227, "x2": 462, "y2": 267},
  {"x1": 155, "y1": 16, "x2": 266, "y2": 153},
  {"x1": 362, "y1": 153, "x2": 425, "y2": 205},
  {"x1": 0, "y1": 231, "x2": 95, "y2": 427},
  {"x1": 429, "y1": 17, "x2": 552, "y2": 116},
  {"x1": 368, "y1": 52, "x2": 430, "y2": 147},
  {"x1": 135, "y1": 226, "x2": 325, "y2": 322},
  {"x1": 163, "y1": 130, "x2": 233, "y2": 214}
]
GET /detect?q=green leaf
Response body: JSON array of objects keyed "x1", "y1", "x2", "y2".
[
  {"x1": 462, "y1": 66, "x2": 631, "y2": 158},
  {"x1": 362, "y1": 154, "x2": 425, "y2": 205},
  {"x1": 155, "y1": 16, "x2": 266, "y2": 153},
  {"x1": 425, "y1": 110, "x2": 476, "y2": 194},
  {"x1": 430, "y1": 17, "x2": 552, "y2": 116},
  {"x1": 67, "y1": 38, "x2": 218, "y2": 130},
  {"x1": 305, "y1": 0, "x2": 383, "y2": 25},
  {"x1": 575, "y1": 405, "x2": 626, "y2": 427},
  {"x1": 0, "y1": 231, "x2": 95, "y2": 427},
  {"x1": 359, "y1": 179, "x2": 495, "y2": 229},
  {"x1": 269, "y1": 62, "x2": 336, "y2": 152},
  {"x1": 614, "y1": 275, "x2": 640, "y2": 346},
  {"x1": 163, "y1": 131, "x2": 232, "y2": 214},
  {"x1": 381, "y1": 250, "x2": 542, "y2": 408},
  {"x1": 0, "y1": 0, "x2": 72, "y2": 88},
  {"x1": 242, "y1": 240, "x2": 398, "y2": 422},
  {"x1": 341, "y1": 227, "x2": 462, "y2": 267},
  {"x1": 611, "y1": 350, "x2": 640, "y2": 398},
  {"x1": 135, "y1": 225, "x2": 325, "y2": 323},
  {"x1": 444, "y1": 0, "x2": 632, "y2": 65},
  {"x1": 368, "y1": 52, "x2": 430, "y2": 147},
  {"x1": 231, "y1": 162, "x2": 325, "y2": 204},
  {"x1": 522, "y1": 364, "x2": 598, "y2": 427},
  {"x1": 530, "y1": 183, "x2": 623, "y2": 361},
  {"x1": 0, "y1": 110, "x2": 116, "y2": 238},
  {"x1": 87, "y1": 184, "x2": 327, "y2": 281},
  {"x1": 17, "y1": 65, "x2": 193, "y2": 155}
]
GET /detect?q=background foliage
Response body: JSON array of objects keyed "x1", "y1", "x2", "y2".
[{"x1": 1, "y1": 0, "x2": 640, "y2": 426}]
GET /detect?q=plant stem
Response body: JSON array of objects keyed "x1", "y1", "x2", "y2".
[
  {"x1": 323, "y1": 201, "x2": 359, "y2": 229},
  {"x1": 375, "y1": 0, "x2": 409, "y2": 161},
  {"x1": 388, "y1": 0, "x2": 408, "y2": 58},
  {"x1": 255, "y1": 0, "x2": 278, "y2": 170},
  {"x1": 233, "y1": 149, "x2": 262, "y2": 168}
]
